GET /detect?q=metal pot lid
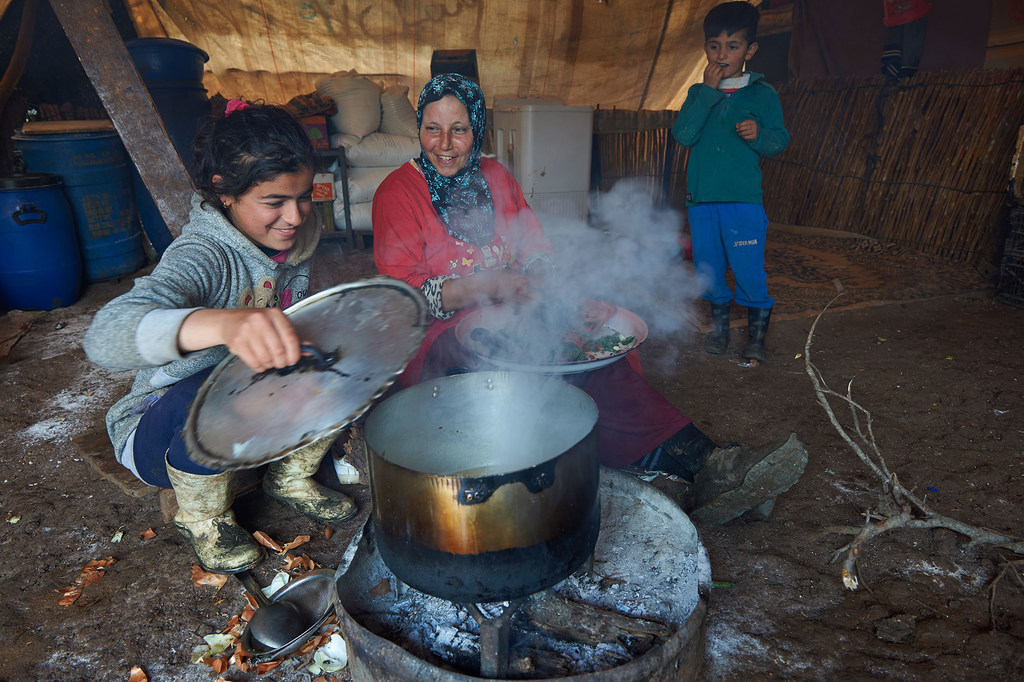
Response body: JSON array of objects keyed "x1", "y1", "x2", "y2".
[{"x1": 184, "y1": 277, "x2": 427, "y2": 469}]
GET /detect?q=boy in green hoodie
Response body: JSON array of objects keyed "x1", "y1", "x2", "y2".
[{"x1": 672, "y1": 1, "x2": 789, "y2": 362}]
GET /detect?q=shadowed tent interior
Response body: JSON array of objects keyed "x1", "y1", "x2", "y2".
[
  {"x1": 1, "y1": 0, "x2": 1023, "y2": 279},
  {"x1": 3, "y1": 3, "x2": 1024, "y2": 681}
]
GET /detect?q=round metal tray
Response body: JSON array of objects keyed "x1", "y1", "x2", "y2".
[{"x1": 455, "y1": 302, "x2": 648, "y2": 375}]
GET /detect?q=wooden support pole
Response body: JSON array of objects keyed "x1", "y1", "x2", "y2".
[
  {"x1": 47, "y1": 0, "x2": 191, "y2": 238},
  {"x1": 0, "y1": 0, "x2": 38, "y2": 115}
]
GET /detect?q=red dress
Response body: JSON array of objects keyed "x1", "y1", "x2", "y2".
[{"x1": 372, "y1": 158, "x2": 690, "y2": 467}]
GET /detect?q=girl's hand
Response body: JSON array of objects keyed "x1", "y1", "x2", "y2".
[
  {"x1": 179, "y1": 308, "x2": 302, "y2": 372},
  {"x1": 222, "y1": 308, "x2": 302, "y2": 372},
  {"x1": 737, "y1": 119, "x2": 759, "y2": 141}
]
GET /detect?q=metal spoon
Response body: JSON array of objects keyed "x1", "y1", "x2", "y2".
[{"x1": 235, "y1": 571, "x2": 310, "y2": 651}]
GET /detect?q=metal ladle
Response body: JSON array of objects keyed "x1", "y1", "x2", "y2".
[{"x1": 235, "y1": 570, "x2": 310, "y2": 651}]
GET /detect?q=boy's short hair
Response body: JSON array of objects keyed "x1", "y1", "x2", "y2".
[{"x1": 704, "y1": 1, "x2": 760, "y2": 43}]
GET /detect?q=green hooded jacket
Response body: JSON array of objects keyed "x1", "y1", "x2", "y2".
[{"x1": 672, "y1": 71, "x2": 789, "y2": 206}]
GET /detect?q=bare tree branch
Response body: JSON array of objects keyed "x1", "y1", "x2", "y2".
[{"x1": 803, "y1": 296, "x2": 1024, "y2": 590}]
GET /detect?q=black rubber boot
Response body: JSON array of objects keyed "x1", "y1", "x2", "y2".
[
  {"x1": 633, "y1": 423, "x2": 717, "y2": 483},
  {"x1": 742, "y1": 306, "x2": 772, "y2": 362},
  {"x1": 703, "y1": 302, "x2": 731, "y2": 354}
]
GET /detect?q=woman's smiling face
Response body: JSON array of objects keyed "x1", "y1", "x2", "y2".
[{"x1": 419, "y1": 94, "x2": 474, "y2": 177}]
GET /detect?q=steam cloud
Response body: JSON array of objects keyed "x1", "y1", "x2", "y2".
[{"x1": 524, "y1": 179, "x2": 704, "y2": 371}]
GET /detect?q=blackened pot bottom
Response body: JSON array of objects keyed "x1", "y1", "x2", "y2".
[
  {"x1": 334, "y1": 467, "x2": 711, "y2": 680},
  {"x1": 374, "y1": 498, "x2": 601, "y2": 604}
]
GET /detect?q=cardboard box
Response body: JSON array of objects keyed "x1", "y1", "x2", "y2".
[
  {"x1": 313, "y1": 172, "x2": 335, "y2": 233},
  {"x1": 300, "y1": 115, "x2": 329, "y2": 149},
  {"x1": 312, "y1": 172, "x2": 334, "y2": 201}
]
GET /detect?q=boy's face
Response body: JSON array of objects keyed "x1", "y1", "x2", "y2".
[{"x1": 704, "y1": 30, "x2": 758, "y2": 81}]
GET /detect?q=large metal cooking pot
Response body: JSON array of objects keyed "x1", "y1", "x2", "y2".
[{"x1": 364, "y1": 371, "x2": 600, "y2": 604}]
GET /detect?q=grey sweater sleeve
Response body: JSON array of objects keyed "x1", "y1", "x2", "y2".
[{"x1": 83, "y1": 240, "x2": 231, "y2": 372}]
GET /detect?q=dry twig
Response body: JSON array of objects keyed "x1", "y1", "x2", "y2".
[
  {"x1": 987, "y1": 557, "x2": 1024, "y2": 632},
  {"x1": 804, "y1": 296, "x2": 1024, "y2": 590}
]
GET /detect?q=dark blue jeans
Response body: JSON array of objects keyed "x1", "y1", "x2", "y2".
[{"x1": 132, "y1": 366, "x2": 222, "y2": 488}]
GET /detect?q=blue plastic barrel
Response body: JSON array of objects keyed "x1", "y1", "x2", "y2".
[
  {"x1": 127, "y1": 38, "x2": 211, "y2": 254},
  {"x1": 0, "y1": 173, "x2": 82, "y2": 311},
  {"x1": 13, "y1": 130, "x2": 144, "y2": 282}
]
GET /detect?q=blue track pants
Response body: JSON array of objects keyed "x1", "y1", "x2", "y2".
[{"x1": 687, "y1": 202, "x2": 774, "y2": 308}]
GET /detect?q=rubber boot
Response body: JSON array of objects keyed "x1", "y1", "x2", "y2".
[
  {"x1": 689, "y1": 433, "x2": 808, "y2": 526},
  {"x1": 263, "y1": 436, "x2": 357, "y2": 524},
  {"x1": 636, "y1": 423, "x2": 718, "y2": 482},
  {"x1": 166, "y1": 458, "x2": 263, "y2": 574},
  {"x1": 742, "y1": 306, "x2": 772, "y2": 362},
  {"x1": 703, "y1": 302, "x2": 731, "y2": 354}
]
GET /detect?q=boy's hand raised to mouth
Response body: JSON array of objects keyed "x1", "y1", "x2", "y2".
[{"x1": 703, "y1": 61, "x2": 725, "y2": 90}]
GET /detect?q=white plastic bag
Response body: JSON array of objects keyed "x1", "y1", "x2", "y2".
[
  {"x1": 334, "y1": 132, "x2": 421, "y2": 167},
  {"x1": 316, "y1": 70, "x2": 382, "y2": 138},
  {"x1": 380, "y1": 84, "x2": 418, "y2": 137}
]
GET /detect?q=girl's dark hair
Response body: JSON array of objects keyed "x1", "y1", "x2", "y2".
[
  {"x1": 704, "y1": 1, "x2": 760, "y2": 43},
  {"x1": 191, "y1": 104, "x2": 317, "y2": 205}
]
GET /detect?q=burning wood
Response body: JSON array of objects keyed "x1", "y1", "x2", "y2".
[{"x1": 522, "y1": 590, "x2": 673, "y2": 648}]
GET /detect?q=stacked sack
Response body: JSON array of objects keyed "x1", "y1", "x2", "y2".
[{"x1": 315, "y1": 71, "x2": 420, "y2": 234}]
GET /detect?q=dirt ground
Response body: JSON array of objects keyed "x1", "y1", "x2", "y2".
[{"x1": 1, "y1": 240, "x2": 1022, "y2": 682}]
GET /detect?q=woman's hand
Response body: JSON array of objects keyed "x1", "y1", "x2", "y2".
[
  {"x1": 441, "y1": 268, "x2": 538, "y2": 312},
  {"x1": 178, "y1": 308, "x2": 302, "y2": 372}
]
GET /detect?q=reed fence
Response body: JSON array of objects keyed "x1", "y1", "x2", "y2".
[
  {"x1": 593, "y1": 67, "x2": 1024, "y2": 268},
  {"x1": 593, "y1": 109, "x2": 688, "y2": 211}
]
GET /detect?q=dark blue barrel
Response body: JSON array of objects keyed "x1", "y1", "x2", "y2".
[
  {"x1": 127, "y1": 37, "x2": 211, "y2": 254},
  {"x1": 0, "y1": 173, "x2": 82, "y2": 311},
  {"x1": 13, "y1": 130, "x2": 144, "y2": 282}
]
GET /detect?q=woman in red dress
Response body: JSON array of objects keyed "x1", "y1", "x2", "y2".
[{"x1": 371, "y1": 73, "x2": 807, "y2": 525}]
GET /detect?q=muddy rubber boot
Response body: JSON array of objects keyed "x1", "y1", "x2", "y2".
[
  {"x1": 166, "y1": 458, "x2": 263, "y2": 574},
  {"x1": 703, "y1": 302, "x2": 731, "y2": 354},
  {"x1": 689, "y1": 433, "x2": 808, "y2": 526},
  {"x1": 742, "y1": 306, "x2": 772, "y2": 362},
  {"x1": 263, "y1": 436, "x2": 357, "y2": 524}
]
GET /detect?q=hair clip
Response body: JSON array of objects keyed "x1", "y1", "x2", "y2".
[{"x1": 225, "y1": 99, "x2": 251, "y2": 116}]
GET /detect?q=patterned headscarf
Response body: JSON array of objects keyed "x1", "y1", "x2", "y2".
[{"x1": 416, "y1": 73, "x2": 495, "y2": 245}]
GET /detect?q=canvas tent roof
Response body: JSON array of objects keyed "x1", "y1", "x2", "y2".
[{"x1": 120, "y1": 0, "x2": 729, "y2": 111}]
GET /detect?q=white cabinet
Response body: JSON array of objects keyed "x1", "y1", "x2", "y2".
[{"x1": 492, "y1": 99, "x2": 594, "y2": 232}]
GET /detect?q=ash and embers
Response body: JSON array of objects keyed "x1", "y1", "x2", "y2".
[{"x1": 335, "y1": 468, "x2": 710, "y2": 677}]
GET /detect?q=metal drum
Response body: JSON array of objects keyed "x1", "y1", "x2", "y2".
[{"x1": 13, "y1": 129, "x2": 144, "y2": 282}]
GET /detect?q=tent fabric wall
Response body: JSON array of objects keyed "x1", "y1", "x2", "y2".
[
  {"x1": 789, "y1": 0, "x2": 993, "y2": 78},
  {"x1": 124, "y1": 0, "x2": 724, "y2": 112}
]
